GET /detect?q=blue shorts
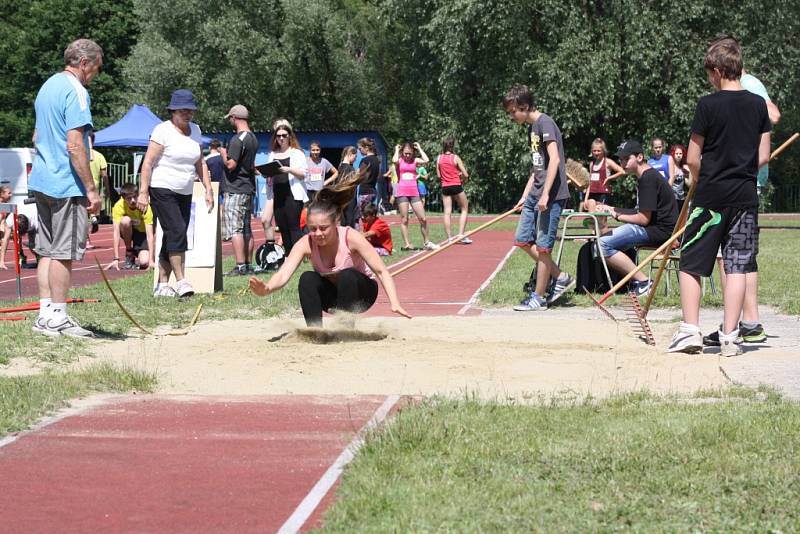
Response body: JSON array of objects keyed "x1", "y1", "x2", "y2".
[
  {"x1": 599, "y1": 223, "x2": 652, "y2": 257},
  {"x1": 514, "y1": 197, "x2": 564, "y2": 253},
  {"x1": 417, "y1": 181, "x2": 427, "y2": 196}
]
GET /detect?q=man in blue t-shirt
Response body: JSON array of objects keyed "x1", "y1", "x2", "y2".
[{"x1": 28, "y1": 38, "x2": 104, "y2": 338}]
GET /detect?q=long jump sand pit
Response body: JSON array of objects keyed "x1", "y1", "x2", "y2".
[{"x1": 92, "y1": 313, "x2": 733, "y2": 399}]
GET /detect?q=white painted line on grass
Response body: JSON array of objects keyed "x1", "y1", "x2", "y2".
[
  {"x1": 277, "y1": 395, "x2": 401, "y2": 534},
  {"x1": 457, "y1": 246, "x2": 516, "y2": 315}
]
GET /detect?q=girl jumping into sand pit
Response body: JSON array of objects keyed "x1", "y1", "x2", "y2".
[{"x1": 249, "y1": 169, "x2": 410, "y2": 327}]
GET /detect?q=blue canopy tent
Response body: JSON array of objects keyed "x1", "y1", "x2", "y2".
[{"x1": 94, "y1": 104, "x2": 212, "y2": 147}]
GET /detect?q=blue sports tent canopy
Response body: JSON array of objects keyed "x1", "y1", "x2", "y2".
[{"x1": 94, "y1": 104, "x2": 211, "y2": 147}]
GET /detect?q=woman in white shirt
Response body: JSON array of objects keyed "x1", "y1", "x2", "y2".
[
  {"x1": 266, "y1": 119, "x2": 308, "y2": 253},
  {"x1": 137, "y1": 89, "x2": 214, "y2": 298}
]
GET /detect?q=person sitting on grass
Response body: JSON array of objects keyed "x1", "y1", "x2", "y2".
[
  {"x1": 249, "y1": 168, "x2": 410, "y2": 328},
  {"x1": 104, "y1": 183, "x2": 155, "y2": 271},
  {"x1": 360, "y1": 203, "x2": 393, "y2": 256},
  {"x1": 595, "y1": 140, "x2": 678, "y2": 297}
]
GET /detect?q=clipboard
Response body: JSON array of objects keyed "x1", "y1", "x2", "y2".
[{"x1": 256, "y1": 160, "x2": 283, "y2": 177}]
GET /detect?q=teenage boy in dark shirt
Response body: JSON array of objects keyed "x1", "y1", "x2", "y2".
[
  {"x1": 596, "y1": 140, "x2": 678, "y2": 297},
  {"x1": 667, "y1": 35, "x2": 771, "y2": 356},
  {"x1": 503, "y1": 84, "x2": 575, "y2": 311}
]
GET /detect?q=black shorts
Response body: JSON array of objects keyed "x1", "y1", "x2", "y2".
[
  {"x1": 149, "y1": 187, "x2": 192, "y2": 260},
  {"x1": 588, "y1": 192, "x2": 612, "y2": 204},
  {"x1": 131, "y1": 229, "x2": 147, "y2": 253},
  {"x1": 442, "y1": 185, "x2": 464, "y2": 196},
  {"x1": 680, "y1": 206, "x2": 759, "y2": 277}
]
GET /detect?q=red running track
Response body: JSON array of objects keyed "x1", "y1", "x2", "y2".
[
  {"x1": 0, "y1": 395, "x2": 394, "y2": 533},
  {"x1": 0, "y1": 218, "x2": 517, "y2": 531}
]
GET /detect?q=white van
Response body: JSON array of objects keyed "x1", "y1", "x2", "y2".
[{"x1": 0, "y1": 148, "x2": 36, "y2": 220}]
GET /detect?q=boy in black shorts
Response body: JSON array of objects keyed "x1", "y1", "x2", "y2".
[{"x1": 667, "y1": 35, "x2": 771, "y2": 356}]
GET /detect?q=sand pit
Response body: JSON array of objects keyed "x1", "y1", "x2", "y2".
[{"x1": 87, "y1": 314, "x2": 742, "y2": 399}]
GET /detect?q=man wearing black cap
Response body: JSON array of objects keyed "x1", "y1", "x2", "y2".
[
  {"x1": 596, "y1": 139, "x2": 678, "y2": 297},
  {"x1": 219, "y1": 104, "x2": 258, "y2": 275}
]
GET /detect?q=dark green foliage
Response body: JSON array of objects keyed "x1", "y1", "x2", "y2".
[{"x1": 2, "y1": 0, "x2": 799, "y2": 210}]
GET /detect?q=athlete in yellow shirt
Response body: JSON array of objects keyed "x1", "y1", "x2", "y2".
[{"x1": 104, "y1": 183, "x2": 155, "y2": 270}]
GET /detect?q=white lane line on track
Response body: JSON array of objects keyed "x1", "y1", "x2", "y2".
[
  {"x1": 457, "y1": 246, "x2": 516, "y2": 315},
  {"x1": 276, "y1": 395, "x2": 400, "y2": 534}
]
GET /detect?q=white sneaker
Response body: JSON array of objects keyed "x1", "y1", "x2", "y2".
[
  {"x1": 42, "y1": 315, "x2": 95, "y2": 338},
  {"x1": 175, "y1": 279, "x2": 195, "y2": 298},
  {"x1": 424, "y1": 241, "x2": 440, "y2": 250},
  {"x1": 666, "y1": 322, "x2": 703, "y2": 354},
  {"x1": 719, "y1": 329, "x2": 743, "y2": 357},
  {"x1": 547, "y1": 273, "x2": 576, "y2": 304},
  {"x1": 32, "y1": 316, "x2": 50, "y2": 335},
  {"x1": 154, "y1": 285, "x2": 177, "y2": 297}
]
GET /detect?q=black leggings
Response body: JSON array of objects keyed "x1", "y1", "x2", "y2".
[
  {"x1": 273, "y1": 182, "x2": 304, "y2": 253},
  {"x1": 149, "y1": 187, "x2": 192, "y2": 261},
  {"x1": 298, "y1": 269, "x2": 379, "y2": 327}
]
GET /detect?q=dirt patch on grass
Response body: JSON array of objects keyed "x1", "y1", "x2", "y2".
[{"x1": 86, "y1": 314, "x2": 740, "y2": 399}]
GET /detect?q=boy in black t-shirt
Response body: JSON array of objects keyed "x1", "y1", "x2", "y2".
[
  {"x1": 503, "y1": 84, "x2": 575, "y2": 311},
  {"x1": 667, "y1": 35, "x2": 771, "y2": 356},
  {"x1": 596, "y1": 140, "x2": 678, "y2": 297}
]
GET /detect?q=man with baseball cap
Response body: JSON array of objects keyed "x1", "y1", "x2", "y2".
[
  {"x1": 219, "y1": 104, "x2": 259, "y2": 275},
  {"x1": 595, "y1": 139, "x2": 678, "y2": 297}
]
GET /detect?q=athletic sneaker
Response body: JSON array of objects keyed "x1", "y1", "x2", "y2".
[
  {"x1": 630, "y1": 279, "x2": 654, "y2": 298},
  {"x1": 41, "y1": 316, "x2": 95, "y2": 338},
  {"x1": 666, "y1": 323, "x2": 703, "y2": 354},
  {"x1": 703, "y1": 321, "x2": 766, "y2": 345},
  {"x1": 547, "y1": 273, "x2": 576, "y2": 304},
  {"x1": 719, "y1": 329, "x2": 743, "y2": 357},
  {"x1": 153, "y1": 285, "x2": 177, "y2": 297},
  {"x1": 740, "y1": 323, "x2": 767, "y2": 343},
  {"x1": 513, "y1": 293, "x2": 547, "y2": 311},
  {"x1": 225, "y1": 265, "x2": 248, "y2": 277},
  {"x1": 460, "y1": 237, "x2": 473, "y2": 245},
  {"x1": 175, "y1": 279, "x2": 195, "y2": 298},
  {"x1": 424, "y1": 241, "x2": 440, "y2": 250},
  {"x1": 31, "y1": 316, "x2": 49, "y2": 334},
  {"x1": 122, "y1": 257, "x2": 137, "y2": 270}
]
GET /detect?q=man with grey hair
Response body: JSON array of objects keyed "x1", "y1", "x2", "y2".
[{"x1": 28, "y1": 38, "x2": 103, "y2": 337}]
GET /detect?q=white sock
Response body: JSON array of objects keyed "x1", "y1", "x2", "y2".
[
  {"x1": 39, "y1": 298, "x2": 52, "y2": 319},
  {"x1": 50, "y1": 303, "x2": 67, "y2": 322},
  {"x1": 679, "y1": 321, "x2": 700, "y2": 333},
  {"x1": 719, "y1": 328, "x2": 739, "y2": 340}
]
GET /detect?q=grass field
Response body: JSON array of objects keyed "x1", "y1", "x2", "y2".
[
  {"x1": 320, "y1": 389, "x2": 800, "y2": 532},
  {"x1": 0, "y1": 363, "x2": 156, "y2": 436},
  {"x1": 479, "y1": 226, "x2": 800, "y2": 315}
]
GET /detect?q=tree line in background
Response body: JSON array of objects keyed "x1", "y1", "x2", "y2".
[{"x1": 2, "y1": 0, "x2": 799, "y2": 210}]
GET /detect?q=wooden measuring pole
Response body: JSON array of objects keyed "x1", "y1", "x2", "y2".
[{"x1": 390, "y1": 208, "x2": 517, "y2": 278}]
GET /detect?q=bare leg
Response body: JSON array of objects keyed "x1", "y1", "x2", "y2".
[
  {"x1": 742, "y1": 271, "x2": 759, "y2": 323},
  {"x1": 398, "y1": 200, "x2": 412, "y2": 247},
  {"x1": 534, "y1": 251, "x2": 561, "y2": 297},
  {"x1": 37, "y1": 256, "x2": 52, "y2": 299},
  {"x1": 410, "y1": 200, "x2": 430, "y2": 243},
  {"x1": 605, "y1": 251, "x2": 647, "y2": 282},
  {"x1": 442, "y1": 195, "x2": 453, "y2": 239},
  {"x1": 723, "y1": 272, "x2": 747, "y2": 334},
  {"x1": 679, "y1": 271, "x2": 702, "y2": 326},
  {"x1": 232, "y1": 234, "x2": 246, "y2": 263},
  {"x1": 170, "y1": 252, "x2": 186, "y2": 281},
  {"x1": 260, "y1": 199, "x2": 275, "y2": 242},
  {"x1": 48, "y1": 258, "x2": 72, "y2": 303},
  {"x1": 456, "y1": 192, "x2": 469, "y2": 236}
]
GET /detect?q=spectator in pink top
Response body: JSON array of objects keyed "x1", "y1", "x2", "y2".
[
  {"x1": 392, "y1": 141, "x2": 439, "y2": 251},
  {"x1": 436, "y1": 137, "x2": 471, "y2": 244}
]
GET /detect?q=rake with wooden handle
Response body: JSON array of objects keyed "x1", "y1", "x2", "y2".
[
  {"x1": 589, "y1": 221, "x2": 689, "y2": 319},
  {"x1": 390, "y1": 207, "x2": 517, "y2": 277},
  {"x1": 642, "y1": 131, "x2": 800, "y2": 316}
]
